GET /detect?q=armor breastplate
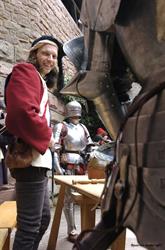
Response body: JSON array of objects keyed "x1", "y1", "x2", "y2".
[
  {"x1": 64, "y1": 123, "x2": 87, "y2": 151},
  {"x1": 62, "y1": 123, "x2": 87, "y2": 164}
]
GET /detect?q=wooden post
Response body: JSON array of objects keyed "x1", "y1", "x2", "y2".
[
  {"x1": 111, "y1": 230, "x2": 126, "y2": 250},
  {"x1": 47, "y1": 184, "x2": 65, "y2": 250}
]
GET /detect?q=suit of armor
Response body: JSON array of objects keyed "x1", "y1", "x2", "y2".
[
  {"x1": 61, "y1": 1, "x2": 165, "y2": 249},
  {"x1": 53, "y1": 101, "x2": 92, "y2": 242}
]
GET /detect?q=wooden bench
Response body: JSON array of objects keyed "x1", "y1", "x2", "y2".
[
  {"x1": 0, "y1": 201, "x2": 17, "y2": 250},
  {"x1": 0, "y1": 229, "x2": 8, "y2": 250}
]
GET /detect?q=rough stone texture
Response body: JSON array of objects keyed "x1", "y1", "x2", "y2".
[
  {"x1": 0, "y1": 0, "x2": 81, "y2": 121},
  {"x1": 0, "y1": 40, "x2": 14, "y2": 63}
]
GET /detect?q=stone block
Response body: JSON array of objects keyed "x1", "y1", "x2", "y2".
[
  {"x1": 0, "y1": 40, "x2": 14, "y2": 63},
  {"x1": 0, "y1": 61, "x2": 13, "y2": 76}
]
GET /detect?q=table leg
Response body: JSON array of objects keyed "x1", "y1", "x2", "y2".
[
  {"x1": 47, "y1": 184, "x2": 66, "y2": 250},
  {"x1": 2, "y1": 229, "x2": 10, "y2": 250},
  {"x1": 111, "y1": 230, "x2": 126, "y2": 250},
  {"x1": 80, "y1": 197, "x2": 96, "y2": 231}
]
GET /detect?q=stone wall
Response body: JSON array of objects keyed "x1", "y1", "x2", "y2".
[{"x1": 0, "y1": 0, "x2": 81, "y2": 121}]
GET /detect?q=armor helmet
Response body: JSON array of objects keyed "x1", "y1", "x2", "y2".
[{"x1": 66, "y1": 100, "x2": 82, "y2": 118}]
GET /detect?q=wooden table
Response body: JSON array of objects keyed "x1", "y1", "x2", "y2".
[{"x1": 47, "y1": 175, "x2": 126, "y2": 250}]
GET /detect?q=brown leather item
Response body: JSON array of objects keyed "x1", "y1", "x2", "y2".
[
  {"x1": 80, "y1": 0, "x2": 122, "y2": 32},
  {"x1": 120, "y1": 141, "x2": 165, "y2": 168},
  {"x1": 122, "y1": 110, "x2": 165, "y2": 143},
  {"x1": 5, "y1": 139, "x2": 33, "y2": 169},
  {"x1": 87, "y1": 160, "x2": 106, "y2": 179}
]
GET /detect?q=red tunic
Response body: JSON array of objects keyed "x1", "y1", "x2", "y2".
[{"x1": 5, "y1": 63, "x2": 52, "y2": 154}]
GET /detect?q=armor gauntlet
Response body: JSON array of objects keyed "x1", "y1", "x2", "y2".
[{"x1": 53, "y1": 151, "x2": 64, "y2": 175}]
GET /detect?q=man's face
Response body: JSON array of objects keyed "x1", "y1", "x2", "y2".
[
  {"x1": 70, "y1": 116, "x2": 81, "y2": 125},
  {"x1": 36, "y1": 44, "x2": 57, "y2": 76}
]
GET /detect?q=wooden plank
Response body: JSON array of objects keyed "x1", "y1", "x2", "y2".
[
  {"x1": 0, "y1": 229, "x2": 8, "y2": 249},
  {"x1": 0, "y1": 201, "x2": 17, "y2": 228},
  {"x1": 54, "y1": 175, "x2": 104, "y2": 202}
]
